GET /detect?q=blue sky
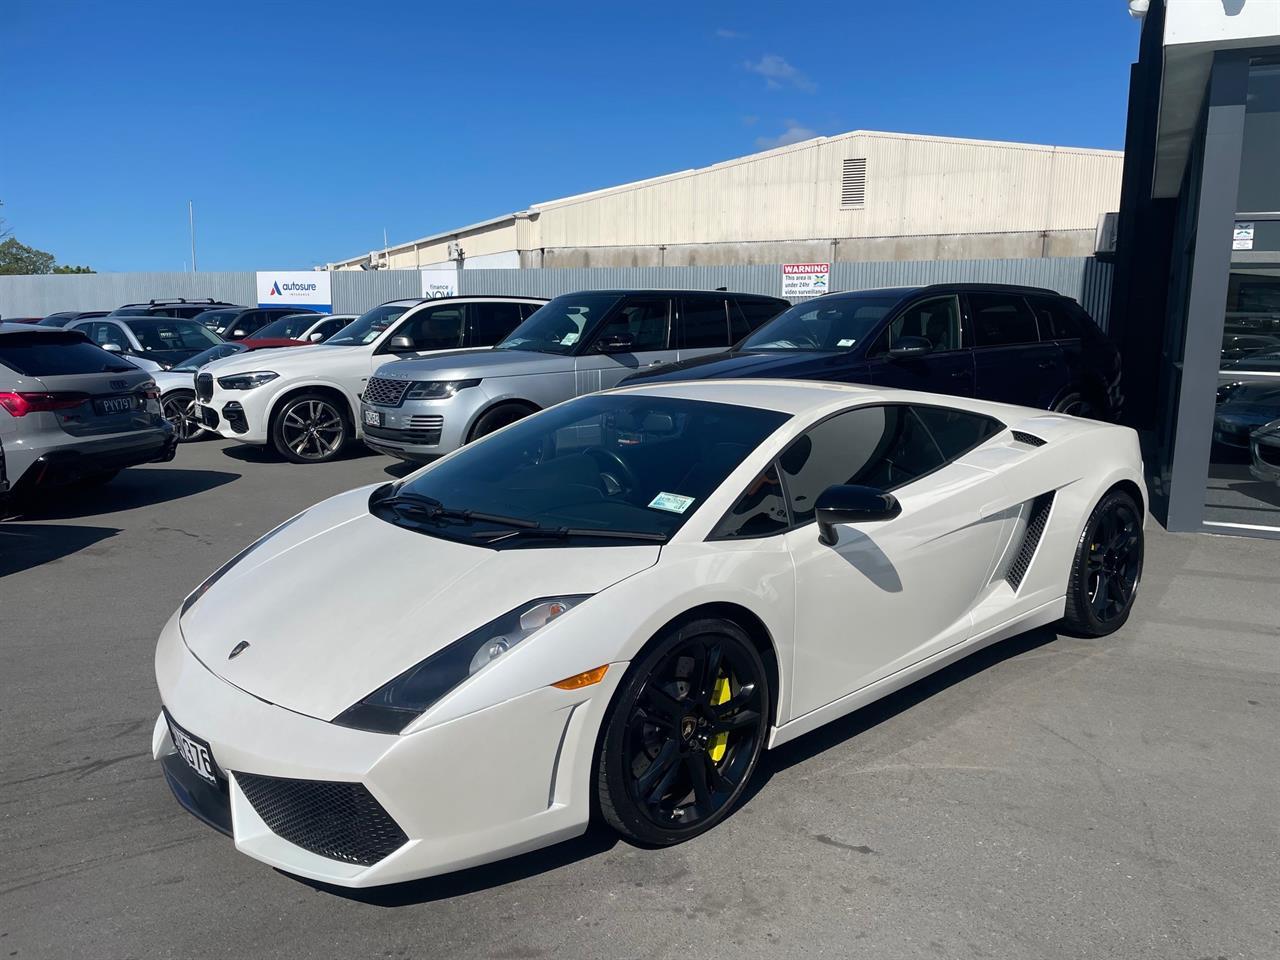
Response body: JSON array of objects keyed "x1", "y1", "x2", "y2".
[{"x1": 1, "y1": 1, "x2": 1141, "y2": 272}]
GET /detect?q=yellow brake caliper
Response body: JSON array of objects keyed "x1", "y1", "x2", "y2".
[{"x1": 708, "y1": 675, "x2": 731, "y2": 763}]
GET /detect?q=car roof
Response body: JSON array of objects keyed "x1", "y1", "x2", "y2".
[
  {"x1": 376, "y1": 296, "x2": 549, "y2": 307},
  {"x1": 815, "y1": 283, "x2": 1063, "y2": 301},
  {"x1": 556, "y1": 289, "x2": 786, "y2": 299}
]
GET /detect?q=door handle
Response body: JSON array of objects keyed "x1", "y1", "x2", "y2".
[{"x1": 647, "y1": 361, "x2": 665, "y2": 366}]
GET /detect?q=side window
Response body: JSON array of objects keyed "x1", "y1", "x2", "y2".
[
  {"x1": 316, "y1": 318, "x2": 344, "y2": 339},
  {"x1": 730, "y1": 298, "x2": 785, "y2": 341},
  {"x1": 519, "y1": 302, "x2": 542, "y2": 320},
  {"x1": 778, "y1": 406, "x2": 946, "y2": 523},
  {"x1": 468, "y1": 302, "x2": 525, "y2": 346},
  {"x1": 967, "y1": 293, "x2": 1040, "y2": 347},
  {"x1": 593, "y1": 298, "x2": 670, "y2": 351},
  {"x1": 678, "y1": 296, "x2": 729, "y2": 348},
  {"x1": 1028, "y1": 296, "x2": 1083, "y2": 340},
  {"x1": 885, "y1": 295, "x2": 962, "y2": 352},
  {"x1": 401, "y1": 306, "x2": 465, "y2": 351},
  {"x1": 909, "y1": 405, "x2": 1004, "y2": 460},
  {"x1": 711, "y1": 463, "x2": 790, "y2": 539},
  {"x1": 91, "y1": 322, "x2": 129, "y2": 350}
]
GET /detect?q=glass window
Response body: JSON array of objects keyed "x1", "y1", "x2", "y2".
[
  {"x1": 171, "y1": 342, "x2": 248, "y2": 371},
  {"x1": 398, "y1": 305, "x2": 464, "y2": 351},
  {"x1": 123, "y1": 318, "x2": 221, "y2": 351},
  {"x1": 1238, "y1": 62, "x2": 1280, "y2": 212},
  {"x1": 740, "y1": 293, "x2": 901, "y2": 352},
  {"x1": 497, "y1": 293, "x2": 622, "y2": 355},
  {"x1": 968, "y1": 293, "x2": 1040, "y2": 347},
  {"x1": 910, "y1": 405, "x2": 1004, "y2": 460},
  {"x1": 380, "y1": 395, "x2": 789, "y2": 545},
  {"x1": 591, "y1": 298, "x2": 670, "y2": 352},
  {"x1": 1027, "y1": 296, "x2": 1083, "y2": 340},
  {"x1": 885, "y1": 295, "x2": 961, "y2": 351},
  {"x1": 326, "y1": 304, "x2": 414, "y2": 346},
  {"x1": 711, "y1": 463, "x2": 790, "y2": 539},
  {"x1": 87, "y1": 321, "x2": 129, "y2": 350},
  {"x1": 0, "y1": 333, "x2": 135, "y2": 376},
  {"x1": 468, "y1": 302, "x2": 525, "y2": 346},
  {"x1": 730, "y1": 298, "x2": 786, "y2": 342},
  {"x1": 778, "y1": 406, "x2": 947, "y2": 524},
  {"x1": 252, "y1": 314, "x2": 319, "y2": 341},
  {"x1": 678, "y1": 296, "x2": 729, "y2": 348},
  {"x1": 314, "y1": 318, "x2": 345, "y2": 339}
]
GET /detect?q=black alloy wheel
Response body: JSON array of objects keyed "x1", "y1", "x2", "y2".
[
  {"x1": 1063, "y1": 488, "x2": 1144, "y2": 637},
  {"x1": 161, "y1": 390, "x2": 202, "y2": 442},
  {"x1": 468, "y1": 403, "x2": 532, "y2": 443},
  {"x1": 597, "y1": 618, "x2": 769, "y2": 846},
  {"x1": 272, "y1": 394, "x2": 349, "y2": 463},
  {"x1": 1053, "y1": 391, "x2": 1101, "y2": 420}
]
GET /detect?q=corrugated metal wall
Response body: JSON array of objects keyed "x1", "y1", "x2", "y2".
[{"x1": 0, "y1": 257, "x2": 1114, "y2": 330}]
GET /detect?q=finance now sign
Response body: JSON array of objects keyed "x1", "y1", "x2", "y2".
[
  {"x1": 256, "y1": 271, "x2": 332, "y2": 313},
  {"x1": 781, "y1": 262, "x2": 830, "y2": 299}
]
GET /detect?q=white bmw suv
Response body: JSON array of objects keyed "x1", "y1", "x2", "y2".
[{"x1": 193, "y1": 296, "x2": 544, "y2": 463}]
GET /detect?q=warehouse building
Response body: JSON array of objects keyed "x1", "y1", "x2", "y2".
[{"x1": 326, "y1": 130, "x2": 1123, "y2": 273}]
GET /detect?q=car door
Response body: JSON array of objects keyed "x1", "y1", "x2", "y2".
[
  {"x1": 966, "y1": 291, "x2": 1066, "y2": 408},
  {"x1": 465, "y1": 301, "x2": 525, "y2": 348},
  {"x1": 574, "y1": 295, "x2": 676, "y2": 395},
  {"x1": 865, "y1": 293, "x2": 975, "y2": 396},
  {"x1": 777, "y1": 402, "x2": 1009, "y2": 717},
  {"x1": 367, "y1": 303, "x2": 467, "y2": 379},
  {"x1": 675, "y1": 294, "x2": 732, "y2": 362}
]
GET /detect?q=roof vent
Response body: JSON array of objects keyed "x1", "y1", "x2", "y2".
[
  {"x1": 841, "y1": 158, "x2": 867, "y2": 208},
  {"x1": 1012, "y1": 430, "x2": 1047, "y2": 447}
]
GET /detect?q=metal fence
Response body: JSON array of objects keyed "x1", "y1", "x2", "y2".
[{"x1": 0, "y1": 257, "x2": 1114, "y2": 330}]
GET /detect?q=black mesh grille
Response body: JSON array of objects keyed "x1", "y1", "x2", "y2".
[
  {"x1": 363, "y1": 376, "x2": 410, "y2": 407},
  {"x1": 1006, "y1": 492, "x2": 1055, "y2": 591},
  {"x1": 364, "y1": 423, "x2": 443, "y2": 446},
  {"x1": 1011, "y1": 430, "x2": 1046, "y2": 447},
  {"x1": 196, "y1": 373, "x2": 214, "y2": 402},
  {"x1": 235, "y1": 773, "x2": 408, "y2": 866}
]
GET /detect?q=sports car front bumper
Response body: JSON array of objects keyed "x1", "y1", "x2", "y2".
[{"x1": 152, "y1": 612, "x2": 624, "y2": 887}]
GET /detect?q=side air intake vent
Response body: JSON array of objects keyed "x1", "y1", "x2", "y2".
[
  {"x1": 1012, "y1": 430, "x2": 1047, "y2": 447},
  {"x1": 1006, "y1": 492, "x2": 1055, "y2": 591}
]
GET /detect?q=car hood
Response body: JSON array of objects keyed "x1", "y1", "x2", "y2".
[
  {"x1": 624, "y1": 350, "x2": 858, "y2": 384},
  {"x1": 179, "y1": 485, "x2": 660, "y2": 721},
  {"x1": 202, "y1": 342, "x2": 365, "y2": 377},
  {"x1": 375, "y1": 348, "x2": 562, "y2": 381}
]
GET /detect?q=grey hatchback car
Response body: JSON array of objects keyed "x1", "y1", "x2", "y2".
[{"x1": 0, "y1": 324, "x2": 175, "y2": 499}]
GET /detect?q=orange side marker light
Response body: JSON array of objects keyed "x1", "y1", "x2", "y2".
[{"x1": 552, "y1": 665, "x2": 609, "y2": 690}]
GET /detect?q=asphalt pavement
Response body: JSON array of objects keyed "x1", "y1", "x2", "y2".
[{"x1": 1, "y1": 437, "x2": 1277, "y2": 960}]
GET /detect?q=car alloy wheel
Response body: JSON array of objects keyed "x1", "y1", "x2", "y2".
[
  {"x1": 1053, "y1": 392, "x2": 1100, "y2": 419},
  {"x1": 597, "y1": 619, "x2": 768, "y2": 845},
  {"x1": 278, "y1": 398, "x2": 346, "y2": 462},
  {"x1": 161, "y1": 391, "x2": 202, "y2": 442},
  {"x1": 1063, "y1": 488, "x2": 1144, "y2": 636}
]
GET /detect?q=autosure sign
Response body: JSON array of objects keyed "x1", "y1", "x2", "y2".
[
  {"x1": 256, "y1": 271, "x2": 332, "y2": 313},
  {"x1": 781, "y1": 262, "x2": 830, "y2": 298}
]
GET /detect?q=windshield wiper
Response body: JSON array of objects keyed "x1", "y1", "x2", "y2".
[
  {"x1": 468, "y1": 527, "x2": 668, "y2": 544},
  {"x1": 377, "y1": 490, "x2": 539, "y2": 529}
]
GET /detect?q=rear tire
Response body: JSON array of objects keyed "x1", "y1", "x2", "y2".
[
  {"x1": 270, "y1": 393, "x2": 351, "y2": 464},
  {"x1": 467, "y1": 403, "x2": 534, "y2": 443},
  {"x1": 1052, "y1": 389, "x2": 1107, "y2": 420},
  {"x1": 1062, "y1": 488, "x2": 1144, "y2": 637}
]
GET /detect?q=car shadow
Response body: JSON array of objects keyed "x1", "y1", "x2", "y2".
[
  {"x1": 382, "y1": 461, "x2": 419, "y2": 479},
  {"x1": 0, "y1": 522, "x2": 121, "y2": 577},
  {"x1": 12, "y1": 468, "x2": 238, "y2": 521},
  {"x1": 285, "y1": 822, "x2": 620, "y2": 907},
  {"x1": 220, "y1": 443, "x2": 384, "y2": 465}
]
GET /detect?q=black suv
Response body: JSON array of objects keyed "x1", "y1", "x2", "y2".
[
  {"x1": 110, "y1": 298, "x2": 240, "y2": 320},
  {"x1": 191, "y1": 305, "x2": 319, "y2": 340},
  {"x1": 624, "y1": 283, "x2": 1122, "y2": 419}
]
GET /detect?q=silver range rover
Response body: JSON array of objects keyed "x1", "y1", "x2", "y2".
[{"x1": 358, "y1": 289, "x2": 787, "y2": 462}]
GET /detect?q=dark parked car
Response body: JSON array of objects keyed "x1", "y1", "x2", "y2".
[
  {"x1": 1214, "y1": 381, "x2": 1280, "y2": 449},
  {"x1": 192, "y1": 305, "x2": 318, "y2": 340},
  {"x1": 38, "y1": 310, "x2": 110, "y2": 327},
  {"x1": 110, "y1": 298, "x2": 240, "y2": 319},
  {"x1": 624, "y1": 284, "x2": 1123, "y2": 419}
]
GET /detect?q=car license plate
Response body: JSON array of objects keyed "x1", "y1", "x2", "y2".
[
  {"x1": 166, "y1": 711, "x2": 218, "y2": 785},
  {"x1": 364, "y1": 408, "x2": 383, "y2": 427},
  {"x1": 94, "y1": 396, "x2": 136, "y2": 415}
]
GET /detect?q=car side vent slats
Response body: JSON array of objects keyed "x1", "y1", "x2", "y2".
[
  {"x1": 841, "y1": 158, "x2": 867, "y2": 207},
  {"x1": 1006, "y1": 492, "x2": 1055, "y2": 591},
  {"x1": 1012, "y1": 430, "x2": 1047, "y2": 447}
]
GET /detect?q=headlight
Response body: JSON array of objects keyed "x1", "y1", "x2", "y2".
[
  {"x1": 180, "y1": 512, "x2": 306, "y2": 617},
  {"x1": 405, "y1": 378, "x2": 481, "y2": 400},
  {"x1": 333, "y1": 595, "x2": 590, "y2": 734},
  {"x1": 217, "y1": 371, "x2": 278, "y2": 390}
]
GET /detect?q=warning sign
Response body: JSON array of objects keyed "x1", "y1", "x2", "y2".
[{"x1": 782, "y1": 262, "x2": 830, "y2": 298}]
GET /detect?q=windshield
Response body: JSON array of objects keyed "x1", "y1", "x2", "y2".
[
  {"x1": 193, "y1": 309, "x2": 241, "y2": 330},
  {"x1": 252, "y1": 314, "x2": 319, "y2": 340},
  {"x1": 1225, "y1": 349, "x2": 1280, "y2": 372},
  {"x1": 496, "y1": 293, "x2": 622, "y2": 355},
  {"x1": 123, "y1": 317, "x2": 222, "y2": 352},
  {"x1": 739, "y1": 294, "x2": 902, "y2": 351},
  {"x1": 381, "y1": 394, "x2": 789, "y2": 545},
  {"x1": 327, "y1": 304, "x2": 413, "y2": 346},
  {"x1": 172, "y1": 342, "x2": 247, "y2": 371}
]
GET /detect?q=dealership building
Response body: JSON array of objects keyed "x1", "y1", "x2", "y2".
[{"x1": 326, "y1": 131, "x2": 1123, "y2": 273}]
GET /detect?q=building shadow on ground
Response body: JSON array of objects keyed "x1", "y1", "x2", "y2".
[{"x1": 0, "y1": 522, "x2": 121, "y2": 577}]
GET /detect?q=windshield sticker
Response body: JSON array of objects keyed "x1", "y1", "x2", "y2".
[
  {"x1": 648, "y1": 492, "x2": 695, "y2": 514},
  {"x1": 837, "y1": 338, "x2": 856, "y2": 347},
  {"x1": 560, "y1": 332, "x2": 580, "y2": 345}
]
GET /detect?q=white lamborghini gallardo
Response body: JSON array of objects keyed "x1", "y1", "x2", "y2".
[{"x1": 153, "y1": 379, "x2": 1145, "y2": 887}]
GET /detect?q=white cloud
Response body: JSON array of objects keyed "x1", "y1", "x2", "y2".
[
  {"x1": 715, "y1": 27, "x2": 746, "y2": 39},
  {"x1": 755, "y1": 121, "x2": 817, "y2": 149},
  {"x1": 742, "y1": 114, "x2": 760, "y2": 126},
  {"x1": 744, "y1": 54, "x2": 816, "y2": 92}
]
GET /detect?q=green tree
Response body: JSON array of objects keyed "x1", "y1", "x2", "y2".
[
  {"x1": 0, "y1": 237, "x2": 56, "y2": 275},
  {"x1": 52, "y1": 264, "x2": 96, "y2": 274}
]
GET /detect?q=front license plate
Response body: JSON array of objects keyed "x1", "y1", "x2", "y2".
[
  {"x1": 94, "y1": 396, "x2": 136, "y2": 415},
  {"x1": 166, "y1": 712, "x2": 218, "y2": 785},
  {"x1": 363, "y1": 408, "x2": 383, "y2": 427}
]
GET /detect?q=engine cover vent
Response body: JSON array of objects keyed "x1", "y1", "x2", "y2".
[
  {"x1": 1012, "y1": 430, "x2": 1047, "y2": 447},
  {"x1": 1006, "y1": 492, "x2": 1055, "y2": 591}
]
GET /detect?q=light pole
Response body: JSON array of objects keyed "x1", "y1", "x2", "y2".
[{"x1": 189, "y1": 201, "x2": 198, "y2": 272}]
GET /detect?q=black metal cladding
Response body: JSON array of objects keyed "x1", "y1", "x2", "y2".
[
  {"x1": 1011, "y1": 430, "x2": 1047, "y2": 447},
  {"x1": 195, "y1": 373, "x2": 214, "y2": 402},
  {"x1": 235, "y1": 773, "x2": 408, "y2": 867},
  {"x1": 1006, "y1": 492, "x2": 1055, "y2": 591}
]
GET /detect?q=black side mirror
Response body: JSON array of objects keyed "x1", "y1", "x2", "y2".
[
  {"x1": 888, "y1": 336, "x2": 933, "y2": 359},
  {"x1": 816, "y1": 484, "x2": 901, "y2": 545},
  {"x1": 595, "y1": 333, "x2": 634, "y2": 353}
]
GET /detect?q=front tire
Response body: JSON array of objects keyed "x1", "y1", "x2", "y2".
[
  {"x1": 596, "y1": 618, "x2": 769, "y2": 847},
  {"x1": 161, "y1": 390, "x2": 203, "y2": 442},
  {"x1": 270, "y1": 393, "x2": 350, "y2": 464},
  {"x1": 1062, "y1": 488, "x2": 1144, "y2": 637},
  {"x1": 467, "y1": 402, "x2": 534, "y2": 443}
]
